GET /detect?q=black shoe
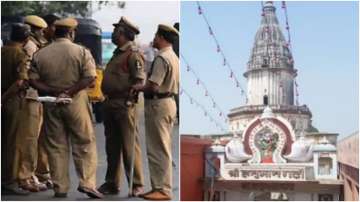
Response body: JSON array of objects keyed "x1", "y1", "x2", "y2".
[
  {"x1": 43, "y1": 180, "x2": 54, "y2": 189},
  {"x1": 54, "y1": 192, "x2": 67, "y2": 198},
  {"x1": 78, "y1": 186, "x2": 104, "y2": 199},
  {"x1": 98, "y1": 182, "x2": 119, "y2": 195}
]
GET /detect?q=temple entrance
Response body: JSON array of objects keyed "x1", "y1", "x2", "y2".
[{"x1": 250, "y1": 191, "x2": 289, "y2": 201}]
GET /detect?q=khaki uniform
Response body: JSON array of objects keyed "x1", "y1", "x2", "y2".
[
  {"x1": 29, "y1": 38, "x2": 98, "y2": 193},
  {"x1": 101, "y1": 41, "x2": 145, "y2": 187},
  {"x1": 22, "y1": 35, "x2": 50, "y2": 183},
  {"x1": 145, "y1": 46, "x2": 178, "y2": 196},
  {"x1": 1, "y1": 42, "x2": 30, "y2": 184}
]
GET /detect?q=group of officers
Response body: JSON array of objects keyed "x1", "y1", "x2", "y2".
[{"x1": 2, "y1": 14, "x2": 179, "y2": 201}]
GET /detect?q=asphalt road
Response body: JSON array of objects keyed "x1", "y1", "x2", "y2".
[{"x1": 2, "y1": 103, "x2": 179, "y2": 201}]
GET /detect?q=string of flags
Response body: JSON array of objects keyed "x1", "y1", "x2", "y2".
[
  {"x1": 181, "y1": 54, "x2": 228, "y2": 122},
  {"x1": 281, "y1": 1, "x2": 292, "y2": 52},
  {"x1": 181, "y1": 87, "x2": 227, "y2": 132},
  {"x1": 281, "y1": 1, "x2": 300, "y2": 104},
  {"x1": 196, "y1": 1, "x2": 246, "y2": 97}
]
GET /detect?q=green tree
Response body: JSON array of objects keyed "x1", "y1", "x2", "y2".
[{"x1": 1, "y1": 1, "x2": 125, "y2": 17}]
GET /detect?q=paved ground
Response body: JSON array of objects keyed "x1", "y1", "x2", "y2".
[{"x1": 2, "y1": 103, "x2": 179, "y2": 201}]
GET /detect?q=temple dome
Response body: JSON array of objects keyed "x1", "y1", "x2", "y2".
[{"x1": 246, "y1": 1, "x2": 294, "y2": 71}]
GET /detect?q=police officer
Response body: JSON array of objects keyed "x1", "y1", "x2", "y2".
[
  {"x1": 1, "y1": 23, "x2": 32, "y2": 195},
  {"x1": 18, "y1": 15, "x2": 49, "y2": 192},
  {"x1": 34, "y1": 13, "x2": 60, "y2": 189},
  {"x1": 29, "y1": 18, "x2": 103, "y2": 198},
  {"x1": 99, "y1": 16, "x2": 145, "y2": 196},
  {"x1": 42, "y1": 14, "x2": 60, "y2": 42},
  {"x1": 24, "y1": 15, "x2": 48, "y2": 57},
  {"x1": 133, "y1": 24, "x2": 179, "y2": 200}
]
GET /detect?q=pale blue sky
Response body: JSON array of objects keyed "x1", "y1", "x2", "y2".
[
  {"x1": 180, "y1": 1, "x2": 359, "y2": 140},
  {"x1": 92, "y1": 1, "x2": 179, "y2": 44}
]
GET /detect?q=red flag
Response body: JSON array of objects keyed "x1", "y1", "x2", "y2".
[
  {"x1": 198, "y1": 6, "x2": 202, "y2": 15},
  {"x1": 209, "y1": 27, "x2": 213, "y2": 35}
]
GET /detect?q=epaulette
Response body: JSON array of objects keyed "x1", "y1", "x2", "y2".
[
  {"x1": 78, "y1": 43, "x2": 89, "y2": 51},
  {"x1": 22, "y1": 47, "x2": 32, "y2": 58},
  {"x1": 129, "y1": 45, "x2": 139, "y2": 52}
]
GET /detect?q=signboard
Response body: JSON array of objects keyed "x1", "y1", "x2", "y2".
[{"x1": 222, "y1": 165, "x2": 306, "y2": 181}]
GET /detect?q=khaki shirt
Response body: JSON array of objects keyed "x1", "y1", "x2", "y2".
[
  {"x1": 1, "y1": 42, "x2": 30, "y2": 93},
  {"x1": 102, "y1": 41, "x2": 145, "y2": 95},
  {"x1": 148, "y1": 46, "x2": 179, "y2": 94},
  {"x1": 29, "y1": 38, "x2": 96, "y2": 89},
  {"x1": 23, "y1": 35, "x2": 47, "y2": 59}
]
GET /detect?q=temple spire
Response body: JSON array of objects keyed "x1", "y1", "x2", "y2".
[{"x1": 244, "y1": 1, "x2": 297, "y2": 106}]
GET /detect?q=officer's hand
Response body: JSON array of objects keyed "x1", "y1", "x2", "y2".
[
  {"x1": 52, "y1": 88, "x2": 66, "y2": 97},
  {"x1": 16, "y1": 79, "x2": 24, "y2": 87},
  {"x1": 56, "y1": 93, "x2": 72, "y2": 105},
  {"x1": 131, "y1": 84, "x2": 143, "y2": 92},
  {"x1": 17, "y1": 79, "x2": 30, "y2": 90}
]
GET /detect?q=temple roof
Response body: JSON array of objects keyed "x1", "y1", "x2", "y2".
[{"x1": 246, "y1": 1, "x2": 294, "y2": 71}]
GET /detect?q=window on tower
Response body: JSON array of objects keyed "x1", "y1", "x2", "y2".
[
  {"x1": 262, "y1": 58, "x2": 269, "y2": 68},
  {"x1": 263, "y1": 95, "x2": 269, "y2": 105}
]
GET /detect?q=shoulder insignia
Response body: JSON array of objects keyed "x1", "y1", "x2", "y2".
[{"x1": 130, "y1": 45, "x2": 139, "y2": 52}]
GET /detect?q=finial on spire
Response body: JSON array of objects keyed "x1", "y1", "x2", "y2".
[
  {"x1": 265, "y1": 1, "x2": 274, "y2": 6},
  {"x1": 263, "y1": 1, "x2": 276, "y2": 13}
]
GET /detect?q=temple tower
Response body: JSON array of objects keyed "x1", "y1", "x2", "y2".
[
  {"x1": 246, "y1": 1, "x2": 296, "y2": 106},
  {"x1": 228, "y1": 1, "x2": 316, "y2": 135}
]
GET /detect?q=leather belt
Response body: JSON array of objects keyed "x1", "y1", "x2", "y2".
[
  {"x1": 105, "y1": 92, "x2": 128, "y2": 100},
  {"x1": 144, "y1": 92, "x2": 174, "y2": 100}
]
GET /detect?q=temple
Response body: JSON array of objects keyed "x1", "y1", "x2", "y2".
[{"x1": 203, "y1": 2, "x2": 342, "y2": 200}]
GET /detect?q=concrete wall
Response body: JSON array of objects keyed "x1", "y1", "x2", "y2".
[
  {"x1": 337, "y1": 132, "x2": 359, "y2": 168},
  {"x1": 337, "y1": 132, "x2": 359, "y2": 201},
  {"x1": 180, "y1": 136, "x2": 212, "y2": 201}
]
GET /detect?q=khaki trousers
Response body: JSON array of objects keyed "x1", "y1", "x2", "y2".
[
  {"x1": 35, "y1": 127, "x2": 51, "y2": 181},
  {"x1": 2, "y1": 95, "x2": 22, "y2": 184},
  {"x1": 43, "y1": 91, "x2": 97, "y2": 193},
  {"x1": 16, "y1": 100, "x2": 42, "y2": 181},
  {"x1": 102, "y1": 98, "x2": 144, "y2": 187},
  {"x1": 144, "y1": 97, "x2": 176, "y2": 196}
]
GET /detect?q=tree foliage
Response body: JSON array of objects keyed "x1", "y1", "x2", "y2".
[{"x1": 1, "y1": 1, "x2": 125, "y2": 17}]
